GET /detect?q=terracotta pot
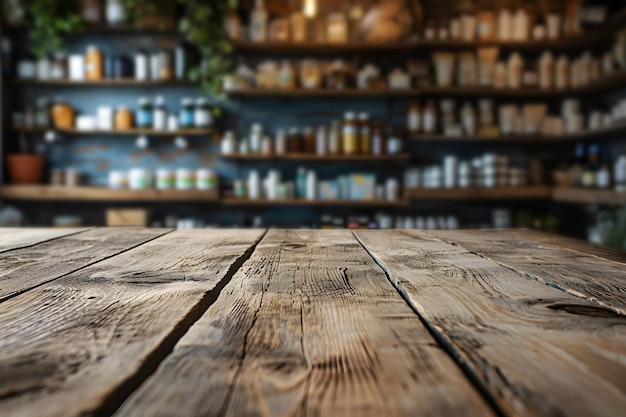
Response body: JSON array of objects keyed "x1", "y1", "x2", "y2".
[{"x1": 5, "y1": 154, "x2": 45, "y2": 184}]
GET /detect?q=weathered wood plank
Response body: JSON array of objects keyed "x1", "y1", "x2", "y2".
[
  {"x1": 430, "y1": 229, "x2": 626, "y2": 311},
  {"x1": 115, "y1": 230, "x2": 494, "y2": 417},
  {"x1": 0, "y1": 227, "x2": 89, "y2": 253},
  {"x1": 0, "y1": 229, "x2": 266, "y2": 417},
  {"x1": 513, "y1": 229, "x2": 626, "y2": 264},
  {"x1": 355, "y1": 229, "x2": 626, "y2": 417},
  {"x1": 0, "y1": 227, "x2": 170, "y2": 302}
]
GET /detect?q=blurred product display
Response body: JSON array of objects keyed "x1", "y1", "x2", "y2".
[{"x1": 0, "y1": 0, "x2": 625, "y2": 249}]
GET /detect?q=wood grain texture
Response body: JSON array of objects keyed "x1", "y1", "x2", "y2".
[
  {"x1": 0, "y1": 229, "x2": 266, "y2": 417},
  {"x1": 430, "y1": 229, "x2": 626, "y2": 311},
  {"x1": 115, "y1": 229, "x2": 494, "y2": 417},
  {"x1": 354, "y1": 230, "x2": 626, "y2": 417},
  {"x1": 511, "y1": 229, "x2": 626, "y2": 264},
  {"x1": 0, "y1": 227, "x2": 88, "y2": 253},
  {"x1": 0, "y1": 227, "x2": 170, "y2": 302}
]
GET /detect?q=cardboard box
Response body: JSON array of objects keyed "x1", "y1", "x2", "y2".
[{"x1": 106, "y1": 208, "x2": 151, "y2": 227}]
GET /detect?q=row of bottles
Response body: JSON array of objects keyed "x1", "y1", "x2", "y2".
[
  {"x1": 221, "y1": 116, "x2": 403, "y2": 157},
  {"x1": 554, "y1": 145, "x2": 626, "y2": 191},
  {"x1": 12, "y1": 96, "x2": 214, "y2": 131},
  {"x1": 9, "y1": 44, "x2": 187, "y2": 82},
  {"x1": 233, "y1": 169, "x2": 400, "y2": 202}
]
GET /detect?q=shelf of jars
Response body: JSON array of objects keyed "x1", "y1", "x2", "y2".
[
  {"x1": 220, "y1": 198, "x2": 409, "y2": 207},
  {"x1": 0, "y1": 185, "x2": 220, "y2": 202},
  {"x1": 10, "y1": 127, "x2": 216, "y2": 136},
  {"x1": 552, "y1": 188, "x2": 626, "y2": 206},
  {"x1": 219, "y1": 153, "x2": 411, "y2": 162},
  {"x1": 403, "y1": 186, "x2": 553, "y2": 200}
]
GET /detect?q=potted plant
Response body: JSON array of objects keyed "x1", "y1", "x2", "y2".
[{"x1": 5, "y1": 134, "x2": 45, "y2": 184}]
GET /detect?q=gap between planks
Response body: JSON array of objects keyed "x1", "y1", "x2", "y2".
[
  {"x1": 351, "y1": 231, "x2": 508, "y2": 417},
  {"x1": 92, "y1": 229, "x2": 269, "y2": 417}
]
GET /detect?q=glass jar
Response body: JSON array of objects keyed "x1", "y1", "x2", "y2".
[
  {"x1": 35, "y1": 97, "x2": 50, "y2": 128},
  {"x1": 176, "y1": 168, "x2": 195, "y2": 190},
  {"x1": 342, "y1": 112, "x2": 358, "y2": 155},
  {"x1": 129, "y1": 168, "x2": 151, "y2": 190},
  {"x1": 359, "y1": 113, "x2": 371, "y2": 155},
  {"x1": 106, "y1": 0, "x2": 126, "y2": 25},
  {"x1": 115, "y1": 106, "x2": 133, "y2": 130},
  {"x1": 194, "y1": 98, "x2": 213, "y2": 128},
  {"x1": 196, "y1": 169, "x2": 217, "y2": 190},
  {"x1": 85, "y1": 45, "x2": 103, "y2": 80},
  {"x1": 51, "y1": 98, "x2": 74, "y2": 129},
  {"x1": 156, "y1": 169, "x2": 175, "y2": 190},
  {"x1": 50, "y1": 52, "x2": 67, "y2": 79}
]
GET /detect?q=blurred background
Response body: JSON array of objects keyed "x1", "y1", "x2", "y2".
[{"x1": 0, "y1": 0, "x2": 625, "y2": 248}]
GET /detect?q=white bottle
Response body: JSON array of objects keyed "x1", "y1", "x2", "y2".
[
  {"x1": 507, "y1": 52, "x2": 524, "y2": 89},
  {"x1": 106, "y1": 0, "x2": 126, "y2": 25},
  {"x1": 221, "y1": 131, "x2": 236, "y2": 155},
  {"x1": 275, "y1": 128, "x2": 287, "y2": 155},
  {"x1": 614, "y1": 155, "x2": 626, "y2": 192},
  {"x1": 316, "y1": 126, "x2": 327, "y2": 156},
  {"x1": 497, "y1": 9, "x2": 513, "y2": 41},
  {"x1": 443, "y1": 155, "x2": 458, "y2": 189},
  {"x1": 248, "y1": 170, "x2": 261, "y2": 200},
  {"x1": 513, "y1": 9, "x2": 530, "y2": 41},
  {"x1": 385, "y1": 178, "x2": 399, "y2": 202},
  {"x1": 249, "y1": 124, "x2": 263, "y2": 153},
  {"x1": 135, "y1": 51, "x2": 148, "y2": 81},
  {"x1": 153, "y1": 96, "x2": 167, "y2": 130},
  {"x1": 538, "y1": 51, "x2": 554, "y2": 89},
  {"x1": 194, "y1": 98, "x2": 213, "y2": 128},
  {"x1": 555, "y1": 55, "x2": 570, "y2": 89},
  {"x1": 266, "y1": 170, "x2": 280, "y2": 200},
  {"x1": 250, "y1": 0, "x2": 268, "y2": 42},
  {"x1": 305, "y1": 170, "x2": 317, "y2": 201}
]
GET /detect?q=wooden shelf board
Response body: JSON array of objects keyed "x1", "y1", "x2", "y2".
[
  {"x1": 9, "y1": 79, "x2": 197, "y2": 87},
  {"x1": 221, "y1": 198, "x2": 409, "y2": 207},
  {"x1": 219, "y1": 153, "x2": 410, "y2": 162},
  {"x1": 0, "y1": 186, "x2": 219, "y2": 202},
  {"x1": 10, "y1": 127, "x2": 215, "y2": 136},
  {"x1": 227, "y1": 88, "x2": 420, "y2": 98},
  {"x1": 231, "y1": 33, "x2": 607, "y2": 54},
  {"x1": 552, "y1": 188, "x2": 626, "y2": 205},
  {"x1": 404, "y1": 187, "x2": 553, "y2": 200}
]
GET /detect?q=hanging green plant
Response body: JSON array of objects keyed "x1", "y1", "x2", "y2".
[
  {"x1": 177, "y1": 0, "x2": 238, "y2": 102},
  {"x1": 29, "y1": 0, "x2": 83, "y2": 58}
]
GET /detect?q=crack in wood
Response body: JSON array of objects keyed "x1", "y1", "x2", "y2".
[{"x1": 352, "y1": 231, "x2": 510, "y2": 417}]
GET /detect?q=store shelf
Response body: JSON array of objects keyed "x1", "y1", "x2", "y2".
[
  {"x1": 219, "y1": 153, "x2": 411, "y2": 162},
  {"x1": 404, "y1": 187, "x2": 553, "y2": 200},
  {"x1": 410, "y1": 123, "x2": 626, "y2": 143},
  {"x1": 9, "y1": 79, "x2": 197, "y2": 87},
  {"x1": 231, "y1": 40, "x2": 419, "y2": 53},
  {"x1": 11, "y1": 127, "x2": 216, "y2": 136},
  {"x1": 552, "y1": 188, "x2": 626, "y2": 205},
  {"x1": 0, "y1": 186, "x2": 219, "y2": 202},
  {"x1": 221, "y1": 198, "x2": 409, "y2": 207},
  {"x1": 231, "y1": 33, "x2": 608, "y2": 54},
  {"x1": 227, "y1": 88, "x2": 420, "y2": 98}
]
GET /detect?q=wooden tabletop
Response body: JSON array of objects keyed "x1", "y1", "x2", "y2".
[{"x1": 0, "y1": 228, "x2": 624, "y2": 417}]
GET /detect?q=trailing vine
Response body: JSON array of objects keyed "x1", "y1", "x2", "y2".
[
  {"x1": 177, "y1": 0, "x2": 238, "y2": 101},
  {"x1": 29, "y1": 0, "x2": 83, "y2": 58}
]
